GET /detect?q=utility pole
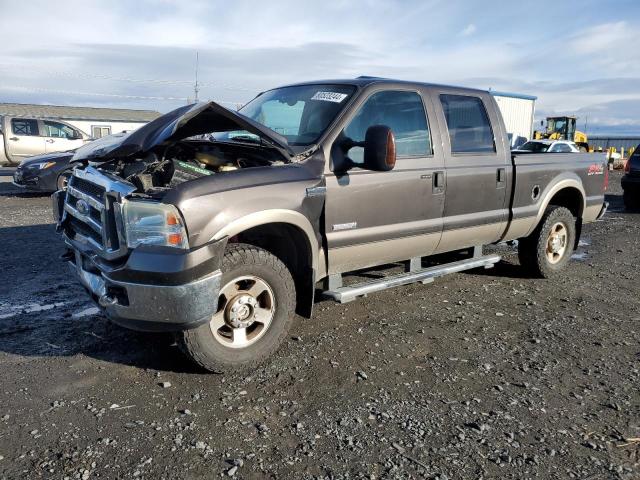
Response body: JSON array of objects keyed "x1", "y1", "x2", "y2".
[
  {"x1": 584, "y1": 115, "x2": 588, "y2": 135},
  {"x1": 194, "y1": 51, "x2": 200, "y2": 102}
]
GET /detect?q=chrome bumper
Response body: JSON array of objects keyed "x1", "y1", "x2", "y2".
[{"x1": 71, "y1": 251, "x2": 222, "y2": 331}]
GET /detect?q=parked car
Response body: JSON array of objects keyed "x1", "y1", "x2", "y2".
[
  {"x1": 622, "y1": 144, "x2": 640, "y2": 210},
  {"x1": 12, "y1": 132, "x2": 131, "y2": 192},
  {"x1": 52, "y1": 78, "x2": 608, "y2": 372},
  {"x1": 0, "y1": 116, "x2": 91, "y2": 166},
  {"x1": 12, "y1": 150, "x2": 75, "y2": 192},
  {"x1": 513, "y1": 139, "x2": 580, "y2": 153}
]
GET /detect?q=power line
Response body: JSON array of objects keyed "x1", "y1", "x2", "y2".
[
  {"x1": 0, "y1": 64, "x2": 255, "y2": 92},
  {"x1": 0, "y1": 85, "x2": 244, "y2": 106}
]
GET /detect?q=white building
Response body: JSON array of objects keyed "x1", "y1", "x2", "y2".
[
  {"x1": 490, "y1": 91, "x2": 537, "y2": 147},
  {"x1": 0, "y1": 103, "x2": 161, "y2": 138}
]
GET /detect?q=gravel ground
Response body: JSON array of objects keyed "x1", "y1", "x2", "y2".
[{"x1": 0, "y1": 168, "x2": 638, "y2": 479}]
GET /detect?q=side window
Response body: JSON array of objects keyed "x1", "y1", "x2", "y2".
[
  {"x1": 43, "y1": 120, "x2": 78, "y2": 139},
  {"x1": 440, "y1": 94, "x2": 495, "y2": 154},
  {"x1": 92, "y1": 126, "x2": 112, "y2": 138},
  {"x1": 344, "y1": 90, "x2": 432, "y2": 163},
  {"x1": 11, "y1": 118, "x2": 39, "y2": 136}
]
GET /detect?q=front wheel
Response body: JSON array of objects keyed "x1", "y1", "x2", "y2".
[
  {"x1": 518, "y1": 206, "x2": 576, "y2": 278},
  {"x1": 178, "y1": 243, "x2": 296, "y2": 373},
  {"x1": 56, "y1": 171, "x2": 72, "y2": 191}
]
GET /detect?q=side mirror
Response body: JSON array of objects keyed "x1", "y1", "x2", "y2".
[{"x1": 363, "y1": 125, "x2": 396, "y2": 171}]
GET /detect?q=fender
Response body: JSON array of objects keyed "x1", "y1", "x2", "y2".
[
  {"x1": 210, "y1": 208, "x2": 319, "y2": 274},
  {"x1": 526, "y1": 176, "x2": 586, "y2": 238}
]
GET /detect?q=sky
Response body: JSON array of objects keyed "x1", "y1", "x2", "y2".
[{"x1": 0, "y1": 0, "x2": 638, "y2": 135}]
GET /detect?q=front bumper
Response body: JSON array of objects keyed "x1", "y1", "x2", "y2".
[
  {"x1": 13, "y1": 167, "x2": 55, "y2": 192},
  {"x1": 66, "y1": 236, "x2": 226, "y2": 332}
]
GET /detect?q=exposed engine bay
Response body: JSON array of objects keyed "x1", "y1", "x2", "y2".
[{"x1": 93, "y1": 139, "x2": 286, "y2": 197}]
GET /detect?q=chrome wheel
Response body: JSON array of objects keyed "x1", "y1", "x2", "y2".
[
  {"x1": 57, "y1": 172, "x2": 71, "y2": 191},
  {"x1": 209, "y1": 275, "x2": 275, "y2": 349},
  {"x1": 546, "y1": 222, "x2": 568, "y2": 264}
]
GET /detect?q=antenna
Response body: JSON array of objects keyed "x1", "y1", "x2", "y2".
[{"x1": 194, "y1": 51, "x2": 200, "y2": 102}]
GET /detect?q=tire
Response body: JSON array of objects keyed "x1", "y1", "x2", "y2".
[
  {"x1": 57, "y1": 171, "x2": 72, "y2": 191},
  {"x1": 177, "y1": 243, "x2": 296, "y2": 373},
  {"x1": 623, "y1": 190, "x2": 640, "y2": 211},
  {"x1": 518, "y1": 206, "x2": 576, "y2": 278}
]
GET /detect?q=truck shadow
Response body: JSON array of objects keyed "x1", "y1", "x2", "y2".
[
  {"x1": 0, "y1": 180, "x2": 49, "y2": 198},
  {"x1": 0, "y1": 223, "x2": 205, "y2": 373}
]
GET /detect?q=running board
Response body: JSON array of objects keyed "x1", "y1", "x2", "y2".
[{"x1": 322, "y1": 254, "x2": 501, "y2": 303}]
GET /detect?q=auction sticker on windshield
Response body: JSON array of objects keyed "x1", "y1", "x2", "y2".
[{"x1": 311, "y1": 91, "x2": 348, "y2": 103}]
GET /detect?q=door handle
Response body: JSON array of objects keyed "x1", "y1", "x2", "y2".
[
  {"x1": 497, "y1": 168, "x2": 505, "y2": 183},
  {"x1": 9, "y1": 137, "x2": 18, "y2": 141},
  {"x1": 433, "y1": 171, "x2": 445, "y2": 189},
  {"x1": 46, "y1": 139, "x2": 55, "y2": 143}
]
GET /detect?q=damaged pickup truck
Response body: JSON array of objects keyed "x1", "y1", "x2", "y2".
[{"x1": 52, "y1": 78, "x2": 608, "y2": 372}]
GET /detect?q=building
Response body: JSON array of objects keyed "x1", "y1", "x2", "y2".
[
  {"x1": 588, "y1": 135, "x2": 640, "y2": 154},
  {"x1": 0, "y1": 103, "x2": 161, "y2": 138},
  {"x1": 490, "y1": 91, "x2": 537, "y2": 147}
]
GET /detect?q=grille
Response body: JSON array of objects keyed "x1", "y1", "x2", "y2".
[
  {"x1": 62, "y1": 167, "x2": 134, "y2": 260},
  {"x1": 70, "y1": 176, "x2": 105, "y2": 200}
]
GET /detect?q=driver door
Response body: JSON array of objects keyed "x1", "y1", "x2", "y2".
[{"x1": 324, "y1": 89, "x2": 445, "y2": 275}]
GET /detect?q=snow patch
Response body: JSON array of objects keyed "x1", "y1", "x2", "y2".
[{"x1": 72, "y1": 306, "x2": 100, "y2": 318}]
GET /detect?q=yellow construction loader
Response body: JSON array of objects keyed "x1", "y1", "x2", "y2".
[{"x1": 534, "y1": 116, "x2": 589, "y2": 152}]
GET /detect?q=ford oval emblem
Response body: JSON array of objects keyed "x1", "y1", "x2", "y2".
[{"x1": 76, "y1": 199, "x2": 90, "y2": 215}]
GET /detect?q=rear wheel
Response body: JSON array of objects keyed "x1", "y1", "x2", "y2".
[
  {"x1": 178, "y1": 243, "x2": 296, "y2": 373},
  {"x1": 518, "y1": 206, "x2": 576, "y2": 278}
]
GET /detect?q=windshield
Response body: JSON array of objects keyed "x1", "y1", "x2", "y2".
[
  {"x1": 519, "y1": 141, "x2": 550, "y2": 153},
  {"x1": 215, "y1": 84, "x2": 356, "y2": 146}
]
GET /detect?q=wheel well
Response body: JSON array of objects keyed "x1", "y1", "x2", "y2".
[
  {"x1": 548, "y1": 187, "x2": 583, "y2": 218},
  {"x1": 233, "y1": 223, "x2": 314, "y2": 318},
  {"x1": 547, "y1": 187, "x2": 584, "y2": 249}
]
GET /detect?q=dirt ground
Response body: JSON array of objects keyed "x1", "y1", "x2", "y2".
[{"x1": 0, "y1": 168, "x2": 638, "y2": 479}]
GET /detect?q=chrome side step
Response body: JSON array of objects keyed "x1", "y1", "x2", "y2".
[{"x1": 322, "y1": 254, "x2": 501, "y2": 303}]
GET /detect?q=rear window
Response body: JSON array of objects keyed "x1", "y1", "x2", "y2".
[
  {"x1": 519, "y1": 141, "x2": 550, "y2": 153},
  {"x1": 440, "y1": 94, "x2": 495, "y2": 154}
]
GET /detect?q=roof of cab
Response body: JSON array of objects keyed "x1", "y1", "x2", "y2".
[{"x1": 273, "y1": 76, "x2": 490, "y2": 95}]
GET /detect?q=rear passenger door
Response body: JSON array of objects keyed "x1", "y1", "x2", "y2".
[
  {"x1": 6, "y1": 118, "x2": 45, "y2": 160},
  {"x1": 324, "y1": 88, "x2": 445, "y2": 274},
  {"x1": 432, "y1": 92, "x2": 510, "y2": 253}
]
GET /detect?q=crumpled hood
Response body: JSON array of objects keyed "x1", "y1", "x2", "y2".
[{"x1": 72, "y1": 101, "x2": 294, "y2": 162}]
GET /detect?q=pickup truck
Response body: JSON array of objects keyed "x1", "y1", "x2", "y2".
[
  {"x1": 0, "y1": 116, "x2": 90, "y2": 166},
  {"x1": 52, "y1": 78, "x2": 608, "y2": 372}
]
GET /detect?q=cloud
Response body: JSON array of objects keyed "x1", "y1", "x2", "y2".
[
  {"x1": 460, "y1": 24, "x2": 477, "y2": 36},
  {"x1": 0, "y1": 0, "x2": 637, "y2": 134}
]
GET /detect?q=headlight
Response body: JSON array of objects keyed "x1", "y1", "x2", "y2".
[
  {"x1": 30, "y1": 161, "x2": 56, "y2": 170},
  {"x1": 122, "y1": 201, "x2": 189, "y2": 249}
]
